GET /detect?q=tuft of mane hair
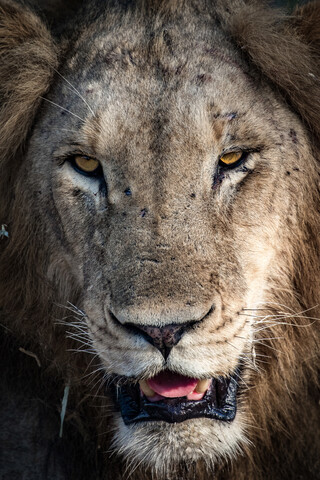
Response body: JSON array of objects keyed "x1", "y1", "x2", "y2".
[
  {"x1": 222, "y1": 0, "x2": 320, "y2": 144},
  {"x1": 0, "y1": 1, "x2": 58, "y2": 216}
]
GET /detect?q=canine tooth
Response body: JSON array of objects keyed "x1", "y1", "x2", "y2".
[
  {"x1": 139, "y1": 380, "x2": 156, "y2": 397},
  {"x1": 195, "y1": 379, "x2": 210, "y2": 394}
]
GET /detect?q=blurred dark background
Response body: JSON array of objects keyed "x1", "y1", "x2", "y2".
[{"x1": 273, "y1": 0, "x2": 309, "y2": 8}]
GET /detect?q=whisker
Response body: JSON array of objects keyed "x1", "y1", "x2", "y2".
[
  {"x1": 67, "y1": 348, "x2": 97, "y2": 355},
  {"x1": 54, "y1": 302, "x2": 86, "y2": 318},
  {"x1": 233, "y1": 370, "x2": 250, "y2": 389},
  {"x1": 255, "y1": 336, "x2": 283, "y2": 341},
  {"x1": 40, "y1": 97, "x2": 85, "y2": 123},
  {"x1": 254, "y1": 321, "x2": 316, "y2": 332},
  {"x1": 66, "y1": 302, "x2": 86, "y2": 316},
  {"x1": 253, "y1": 341, "x2": 283, "y2": 354},
  {"x1": 226, "y1": 341, "x2": 240, "y2": 351},
  {"x1": 242, "y1": 308, "x2": 273, "y2": 311},
  {"x1": 90, "y1": 371, "x2": 109, "y2": 394},
  {"x1": 254, "y1": 352, "x2": 272, "y2": 358},
  {"x1": 83, "y1": 364, "x2": 106, "y2": 381},
  {"x1": 257, "y1": 302, "x2": 319, "y2": 316},
  {"x1": 53, "y1": 67, "x2": 95, "y2": 116}
]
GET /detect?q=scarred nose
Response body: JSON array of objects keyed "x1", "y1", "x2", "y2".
[
  {"x1": 109, "y1": 305, "x2": 215, "y2": 359},
  {"x1": 125, "y1": 321, "x2": 201, "y2": 359},
  {"x1": 134, "y1": 323, "x2": 189, "y2": 359}
]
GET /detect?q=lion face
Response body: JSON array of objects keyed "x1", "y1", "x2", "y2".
[
  {"x1": 22, "y1": 10, "x2": 313, "y2": 471},
  {"x1": 2, "y1": 1, "x2": 320, "y2": 478}
]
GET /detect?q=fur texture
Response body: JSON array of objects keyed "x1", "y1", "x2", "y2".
[{"x1": 0, "y1": 1, "x2": 319, "y2": 479}]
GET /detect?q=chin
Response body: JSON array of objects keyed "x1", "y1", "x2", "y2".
[{"x1": 112, "y1": 414, "x2": 247, "y2": 477}]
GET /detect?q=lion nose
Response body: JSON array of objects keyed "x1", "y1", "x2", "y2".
[
  {"x1": 131, "y1": 323, "x2": 193, "y2": 359},
  {"x1": 109, "y1": 304, "x2": 215, "y2": 359}
]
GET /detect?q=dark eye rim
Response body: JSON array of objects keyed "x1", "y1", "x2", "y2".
[
  {"x1": 69, "y1": 155, "x2": 104, "y2": 178},
  {"x1": 218, "y1": 151, "x2": 249, "y2": 170}
]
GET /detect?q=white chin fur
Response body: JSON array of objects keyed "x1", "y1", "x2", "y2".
[{"x1": 111, "y1": 412, "x2": 248, "y2": 478}]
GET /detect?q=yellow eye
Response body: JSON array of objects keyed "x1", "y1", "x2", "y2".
[
  {"x1": 219, "y1": 151, "x2": 243, "y2": 167},
  {"x1": 73, "y1": 155, "x2": 100, "y2": 174}
]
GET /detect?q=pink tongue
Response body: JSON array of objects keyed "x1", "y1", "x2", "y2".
[{"x1": 148, "y1": 370, "x2": 198, "y2": 398}]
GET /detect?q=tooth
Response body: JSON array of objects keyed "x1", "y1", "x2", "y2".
[
  {"x1": 195, "y1": 379, "x2": 211, "y2": 394},
  {"x1": 139, "y1": 380, "x2": 156, "y2": 397}
]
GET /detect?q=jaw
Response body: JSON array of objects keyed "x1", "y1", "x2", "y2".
[{"x1": 111, "y1": 412, "x2": 248, "y2": 477}]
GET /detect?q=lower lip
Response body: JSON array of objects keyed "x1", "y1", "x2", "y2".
[{"x1": 115, "y1": 374, "x2": 239, "y2": 425}]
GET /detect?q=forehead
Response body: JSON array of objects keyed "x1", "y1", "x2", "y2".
[
  {"x1": 60, "y1": 6, "x2": 263, "y2": 118},
  {"x1": 46, "y1": 3, "x2": 280, "y2": 164}
]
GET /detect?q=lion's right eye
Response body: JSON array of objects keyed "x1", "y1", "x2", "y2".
[{"x1": 71, "y1": 155, "x2": 102, "y2": 177}]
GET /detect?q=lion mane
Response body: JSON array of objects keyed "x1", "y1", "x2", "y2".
[{"x1": 0, "y1": 1, "x2": 319, "y2": 479}]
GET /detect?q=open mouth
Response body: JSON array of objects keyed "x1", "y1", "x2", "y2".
[{"x1": 115, "y1": 369, "x2": 239, "y2": 425}]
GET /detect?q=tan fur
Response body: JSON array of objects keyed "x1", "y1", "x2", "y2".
[
  {"x1": 224, "y1": 1, "x2": 320, "y2": 144},
  {"x1": 0, "y1": 1, "x2": 319, "y2": 479}
]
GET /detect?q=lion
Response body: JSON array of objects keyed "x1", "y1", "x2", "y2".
[{"x1": 0, "y1": 0, "x2": 319, "y2": 478}]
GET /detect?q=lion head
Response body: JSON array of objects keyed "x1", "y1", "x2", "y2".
[{"x1": 0, "y1": 1, "x2": 319, "y2": 479}]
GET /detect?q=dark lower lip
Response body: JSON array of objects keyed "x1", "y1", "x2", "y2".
[{"x1": 114, "y1": 373, "x2": 239, "y2": 425}]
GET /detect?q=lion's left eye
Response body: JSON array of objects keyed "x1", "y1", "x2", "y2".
[
  {"x1": 218, "y1": 151, "x2": 245, "y2": 169},
  {"x1": 71, "y1": 155, "x2": 102, "y2": 176}
]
